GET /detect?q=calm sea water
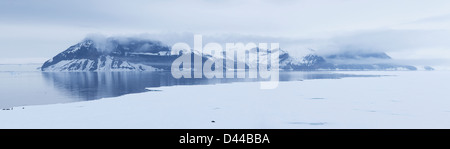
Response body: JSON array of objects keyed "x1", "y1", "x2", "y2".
[{"x1": 0, "y1": 64, "x2": 381, "y2": 108}]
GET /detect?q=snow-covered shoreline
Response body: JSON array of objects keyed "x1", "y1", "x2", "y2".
[{"x1": 1, "y1": 71, "x2": 449, "y2": 129}]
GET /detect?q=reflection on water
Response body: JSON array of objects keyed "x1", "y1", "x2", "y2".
[
  {"x1": 42, "y1": 71, "x2": 382, "y2": 101},
  {"x1": 0, "y1": 71, "x2": 382, "y2": 108},
  {"x1": 42, "y1": 71, "x2": 259, "y2": 100}
]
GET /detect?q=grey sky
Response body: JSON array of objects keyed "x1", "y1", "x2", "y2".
[{"x1": 1, "y1": 0, "x2": 450, "y2": 67}]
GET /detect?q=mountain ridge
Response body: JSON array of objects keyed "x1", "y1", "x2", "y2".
[{"x1": 41, "y1": 37, "x2": 426, "y2": 71}]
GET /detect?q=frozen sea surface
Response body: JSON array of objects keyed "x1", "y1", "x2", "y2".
[{"x1": 0, "y1": 69, "x2": 449, "y2": 128}]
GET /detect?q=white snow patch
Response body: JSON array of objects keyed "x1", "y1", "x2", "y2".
[{"x1": 1, "y1": 71, "x2": 450, "y2": 128}]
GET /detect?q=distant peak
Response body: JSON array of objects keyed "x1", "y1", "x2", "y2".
[{"x1": 325, "y1": 51, "x2": 391, "y2": 60}]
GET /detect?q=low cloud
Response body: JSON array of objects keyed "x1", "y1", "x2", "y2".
[
  {"x1": 81, "y1": 29, "x2": 450, "y2": 67},
  {"x1": 84, "y1": 33, "x2": 170, "y2": 53}
]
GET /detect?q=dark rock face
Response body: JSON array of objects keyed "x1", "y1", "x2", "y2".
[{"x1": 42, "y1": 38, "x2": 182, "y2": 71}]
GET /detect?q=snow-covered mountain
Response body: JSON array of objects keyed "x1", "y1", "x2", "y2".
[
  {"x1": 277, "y1": 51, "x2": 420, "y2": 71},
  {"x1": 42, "y1": 38, "x2": 182, "y2": 71},
  {"x1": 42, "y1": 37, "x2": 424, "y2": 71}
]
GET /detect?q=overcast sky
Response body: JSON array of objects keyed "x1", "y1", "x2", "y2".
[{"x1": 1, "y1": 0, "x2": 450, "y2": 67}]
